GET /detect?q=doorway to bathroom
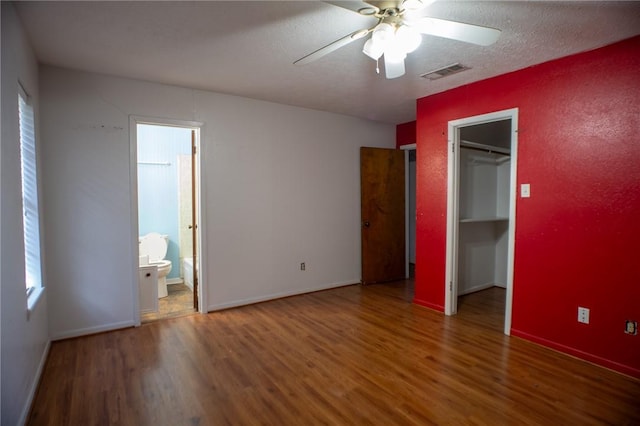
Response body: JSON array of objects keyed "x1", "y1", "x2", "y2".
[{"x1": 132, "y1": 119, "x2": 203, "y2": 323}]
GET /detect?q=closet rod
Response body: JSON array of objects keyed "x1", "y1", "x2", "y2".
[
  {"x1": 137, "y1": 161, "x2": 171, "y2": 166},
  {"x1": 460, "y1": 140, "x2": 510, "y2": 156}
]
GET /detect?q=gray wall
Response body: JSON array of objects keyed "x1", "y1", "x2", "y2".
[{"x1": 1, "y1": 3, "x2": 50, "y2": 424}]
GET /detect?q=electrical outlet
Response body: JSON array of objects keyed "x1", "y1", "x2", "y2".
[
  {"x1": 577, "y1": 307, "x2": 590, "y2": 324},
  {"x1": 625, "y1": 320, "x2": 637, "y2": 335},
  {"x1": 300, "y1": 262, "x2": 305, "y2": 271}
]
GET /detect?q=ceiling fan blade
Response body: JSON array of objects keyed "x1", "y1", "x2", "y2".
[
  {"x1": 384, "y1": 55, "x2": 406, "y2": 79},
  {"x1": 401, "y1": 0, "x2": 436, "y2": 12},
  {"x1": 411, "y1": 17, "x2": 500, "y2": 46},
  {"x1": 324, "y1": 1, "x2": 380, "y2": 15},
  {"x1": 294, "y1": 28, "x2": 371, "y2": 66}
]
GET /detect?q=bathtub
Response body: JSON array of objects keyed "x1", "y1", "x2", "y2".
[{"x1": 182, "y1": 257, "x2": 196, "y2": 291}]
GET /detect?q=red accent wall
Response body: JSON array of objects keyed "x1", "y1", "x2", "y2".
[
  {"x1": 396, "y1": 121, "x2": 416, "y2": 148},
  {"x1": 414, "y1": 36, "x2": 640, "y2": 378}
]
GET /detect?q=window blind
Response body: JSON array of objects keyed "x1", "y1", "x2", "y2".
[{"x1": 19, "y1": 90, "x2": 42, "y2": 293}]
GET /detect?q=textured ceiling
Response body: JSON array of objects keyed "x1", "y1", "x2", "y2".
[{"x1": 14, "y1": 1, "x2": 640, "y2": 124}]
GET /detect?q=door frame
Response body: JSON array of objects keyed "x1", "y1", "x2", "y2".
[
  {"x1": 129, "y1": 116, "x2": 207, "y2": 326},
  {"x1": 401, "y1": 143, "x2": 416, "y2": 278},
  {"x1": 445, "y1": 108, "x2": 518, "y2": 335}
]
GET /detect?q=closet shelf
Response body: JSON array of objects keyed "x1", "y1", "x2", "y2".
[
  {"x1": 460, "y1": 140, "x2": 511, "y2": 155},
  {"x1": 460, "y1": 217, "x2": 509, "y2": 223}
]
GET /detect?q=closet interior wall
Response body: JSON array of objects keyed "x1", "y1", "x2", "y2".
[{"x1": 457, "y1": 132, "x2": 511, "y2": 296}]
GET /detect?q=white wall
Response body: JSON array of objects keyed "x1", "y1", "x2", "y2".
[
  {"x1": 1, "y1": 3, "x2": 50, "y2": 424},
  {"x1": 40, "y1": 66, "x2": 395, "y2": 338},
  {"x1": 459, "y1": 149, "x2": 498, "y2": 219}
]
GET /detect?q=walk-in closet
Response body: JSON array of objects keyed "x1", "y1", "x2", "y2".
[
  {"x1": 446, "y1": 109, "x2": 518, "y2": 333},
  {"x1": 457, "y1": 120, "x2": 512, "y2": 296}
]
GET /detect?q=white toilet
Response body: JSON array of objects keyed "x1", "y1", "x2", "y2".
[{"x1": 139, "y1": 232, "x2": 172, "y2": 298}]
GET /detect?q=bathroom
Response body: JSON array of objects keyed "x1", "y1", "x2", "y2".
[{"x1": 137, "y1": 123, "x2": 197, "y2": 321}]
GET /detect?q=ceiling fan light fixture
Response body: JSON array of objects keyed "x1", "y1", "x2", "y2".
[
  {"x1": 363, "y1": 38, "x2": 384, "y2": 60},
  {"x1": 294, "y1": 1, "x2": 500, "y2": 80},
  {"x1": 372, "y1": 23, "x2": 395, "y2": 46},
  {"x1": 396, "y1": 25, "x2": 422, "y2": 53},
  {"x1": 384, "y1": 43, "x2": 407, "y2": 63},
  {"x1": 384, "y1": 54, "x2": 406, "y2": 79}
]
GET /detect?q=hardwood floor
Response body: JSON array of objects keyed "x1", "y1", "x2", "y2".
[
  {"x1": 29, "y1": 282, "x2": 639, "y2": 425},
  {"x1": 141, "y1": 283, "x2": 195, "y2": 323}
]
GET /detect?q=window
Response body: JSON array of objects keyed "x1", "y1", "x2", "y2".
[{"x1": 19, "y1": 88, "x2": 43, "y2": 305}]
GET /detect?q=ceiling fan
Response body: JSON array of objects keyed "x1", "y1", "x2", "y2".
[{"x1": 294, "y1": 0, "x2": 501, "y2": 79}]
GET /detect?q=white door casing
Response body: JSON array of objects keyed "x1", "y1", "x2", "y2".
[{"x1": 445, "y1": 108, "x2": 518, "y2": 335}]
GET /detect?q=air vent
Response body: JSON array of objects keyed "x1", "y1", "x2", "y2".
[{"x1": 420, "y1": 63, "x2": 470, "y2": 80}]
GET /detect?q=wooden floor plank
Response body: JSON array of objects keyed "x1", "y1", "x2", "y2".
[{"x1": 28, "y1": 283, "x2": 640, "y2": 425}]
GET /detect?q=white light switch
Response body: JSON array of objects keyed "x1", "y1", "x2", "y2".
[{"x1": 521, "y1": 183, "x2": 531, "y2": 198}]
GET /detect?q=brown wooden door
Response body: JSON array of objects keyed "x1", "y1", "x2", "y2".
[{"x1": 360, "y1": 147, "x2": 405, "y2": 284}]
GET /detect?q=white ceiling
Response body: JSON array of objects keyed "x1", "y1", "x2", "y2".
[{"x1": 14, "y1": 1, "x2": 640, "y2": 124}]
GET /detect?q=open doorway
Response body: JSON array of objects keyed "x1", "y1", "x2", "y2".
[
  {"x1": 445, "y1": 109, "x2": 518, "y2": 335},
  {"x1": 130, "y1": 118, "x2": 203, "y2": 324},
  {"x1": 401, "y1": 144, "x2": 417, "y2": 279}
]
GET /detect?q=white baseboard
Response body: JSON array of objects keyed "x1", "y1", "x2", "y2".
[
  {"x1": 458, "y1": 282, "x2": 497, "y2": 296},
  {"x1": 51, "y1": 320, "x2": 135, "y2": 341},
  {"x1": 166, "y1": 278, "x2": 184, "y2": 285},
  {"x1": 19, "y1": 339, "x2": 51, "y2": 426},
  {"x1": 184, "y1": 280, "x2": 193, "y2": 291},
  {"x1": 207, "y1": 279, "x2": 358, "y2": 312}
]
